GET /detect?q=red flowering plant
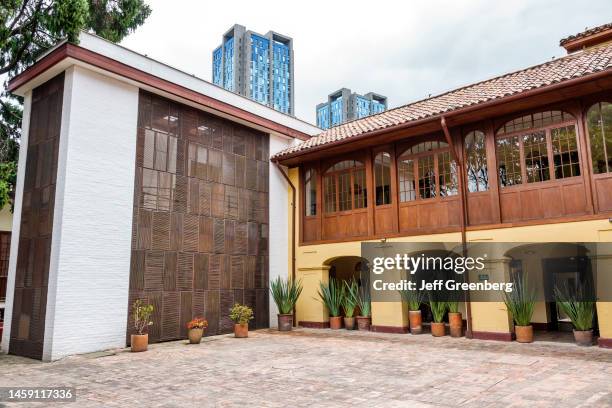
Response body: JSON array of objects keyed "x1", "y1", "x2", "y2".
[{"x1": 186, "y1": 317, "x2": 208, "y2": 330}]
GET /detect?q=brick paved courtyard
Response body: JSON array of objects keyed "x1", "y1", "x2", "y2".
[{"x1": 1, "y1": 328, "x2": 611, "y2": 407}]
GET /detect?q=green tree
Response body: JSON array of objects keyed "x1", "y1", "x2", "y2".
[{"x1": 0, "y1": 0, "x2": 151, "y2": 209}]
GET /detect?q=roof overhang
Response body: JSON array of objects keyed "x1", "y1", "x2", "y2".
[
  {"x1": 274, "y1": 69, "x2": 612, "y2": 166},
  {"x1": 8, "y1": 33, "x2": 320, "y2": 141}
]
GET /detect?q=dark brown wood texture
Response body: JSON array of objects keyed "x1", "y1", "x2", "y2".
[
  {"x1": 9, "y1": 74, "x2": 64, "y2": 359},
  {"x1": 129, "y1": 91, "x2": 269, "y2": 343},
  {"x1": 0, "y1": 232, "x2": 10, "y2": 303}
]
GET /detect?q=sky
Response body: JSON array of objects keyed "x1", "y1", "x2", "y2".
[{"x1": 121, "y1": 0, "x2": 612, "y2": 125}]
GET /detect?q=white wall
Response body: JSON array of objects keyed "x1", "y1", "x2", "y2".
[
  {"x1": 1, "y1": 92, "x2": 31, "y2": 353},
  {"x1": 42, "y1": 66, "x2": 138, "y2": 361},
  {"x1": 268, "y1": 134, "x2": 298, "y2": 327}
]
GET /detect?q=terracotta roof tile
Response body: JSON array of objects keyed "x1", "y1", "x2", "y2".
[
  {"x1": 560, "y1": 23, "x2": 612, "y2": 46},
  {"x1": 273, "y1": 42, "x2": 612, "y2": 160}
]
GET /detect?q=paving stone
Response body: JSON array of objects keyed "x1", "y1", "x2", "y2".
[{"x1": 0, "y1": 329, "x2": 610, "y2": 407}]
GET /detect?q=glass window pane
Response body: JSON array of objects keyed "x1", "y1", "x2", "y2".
[
  {"x1": 465, "y1": 131, "x2": 489, "y2": 192},
  {"x1": 438, "y1": 151, "x2": 458, "y2": 197},
  {"x1": 551, "y1": 125, "x2": 580, "y2": 179},
  {"x1": 324, "y1": 175, "x2": 336, "y2": 213},
  {"x1": 587, "y1": 102, "x2": 612, "y2": 174},
  {"x1": 523, "y1": 131, "x2": 550, "y2": 183},
  {"x1": 496, "y1": 136, "x2": 522, "y2": 187},
  {"x1": 418, "y1": 155, "x2": 436, "y2": 199},
  {"x1": 398, "y1": 159, "x2": 416, "y2": 202},
  {"x1": 375, "y1": 152, "x2": 391, "y2": 205},
  {"x1": 338, "y1": 173, "x2": 352, "y2": 211},
  {"x1": 354, "y1": 169, "x2": 367, "y2": 209},
  {"x1": 304, "y1": 169, "x2": 317, "y2": 216}
]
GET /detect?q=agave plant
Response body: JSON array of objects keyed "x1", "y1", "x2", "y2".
[
  {"x1": 554, "y1": 282, "x2": 595, "y2": 331},
  {"x1": 447, "y1": 301, "x2": 460, "y2": 314},
  {"x1": 399, "y1": 288, "x2": 424, "y2": 312},
  {"x1": 343, "y1": 279, "x2": 359, "y2": 318},
  {"x1": 357, "y1": 286, "x2": 371, "y2": 317},
  {"x1": 503, "y1": 273, "x2": 536, "y2": 326},
  {"x1": 317, "y1": 278, "x2": 344, "y2": 317},
  {"x1": 270, "y1": 276, "x2": 303, "y2": 315},
  {"x1": 429, "y1": 300, "x2": 447, "y2": 323}
]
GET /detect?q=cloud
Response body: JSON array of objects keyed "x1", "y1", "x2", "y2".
[{"x1": 121, "y1": 0, "x2": 612, "y2": 124}]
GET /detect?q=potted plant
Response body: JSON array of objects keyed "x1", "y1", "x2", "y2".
[
  {"x1": 131, "y1": 299, "x2": 153, "y2": 352},
  {"x1": 229, "y1": 303, "x2": 254, "y2": 338},
  {"x1": 270, "y1": 276, "x2": 303, "y2": 331},
  {"x1": 356, "y1": 286, "x2": 371, "y2": 331},
  {"x1": 504, "y1": 274, "x2": 536, "y2": 343},
  {"x1": 429, "y1": 300, "x2": 447, "y2": 337},
  {"x1": 400, "y1": 289, "x2": 424, "y2": 334},
  {"x1": 186, "y1": 317, "x2": 208, "y2": 344},
  {"x1": 317, "y1": 278, "x2": 344, "y2": 329},
  {"x1": 343, "y1": 279, "x2": 359, "y2": 330},
  {"x1": 447, "y1": 301, "x2": 463, "y2": 338},
  {"x1": 554, "y1": 283, "x2": 595, "y2": 346}
]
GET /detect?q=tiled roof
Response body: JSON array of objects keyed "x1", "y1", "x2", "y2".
[
  {"x1": 560, "y1": 22, "x2": 612, "y2": 46},
  {"x1": 273, "y1": 42, "x2": 612, "y2": 160}
]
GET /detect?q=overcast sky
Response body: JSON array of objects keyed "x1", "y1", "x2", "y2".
[{"x1": 121, "y1": 0, "x2": 611, "y2": 125}]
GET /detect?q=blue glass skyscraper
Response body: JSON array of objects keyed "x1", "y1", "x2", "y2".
[
  {"x1": 316, "y1": 89, "x2": 388, "y2": 129},
  {"x1": 212, "y1": 24, "x2": 294, "y2": 115}
]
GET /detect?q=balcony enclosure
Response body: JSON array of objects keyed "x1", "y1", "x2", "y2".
[{"x1": 301, "y1": 98, "x2": 612, "y2": 244}]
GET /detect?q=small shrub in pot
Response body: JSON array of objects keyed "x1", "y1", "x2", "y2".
[
  {"x1": 186, "y1": 317, "x2": 208, "y2": 344},
  {"x1": 131, "y1": 299, "x2": 153, "y2": 352},
  {"x1": 229, "y1": 303, "x2": 254, "y2": 338}
]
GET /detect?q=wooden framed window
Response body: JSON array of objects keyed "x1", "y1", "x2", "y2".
[
  {"x1": 398, "y1": 158, "x2": 416, "y2": 202},
  {"x1": 586, "y1": 102, "x2": 612, "y2": 174},
  {"x1": 323, "y1": 160, "x2": 366, "y2": 213},
  {"x1": 374, "y1": 152, "x2": 392, "y2": 205},
  {"x1": 304, "y1": 168, "x2": 317, "y2": 216},
  {"x1": 464, "y1": 130, "x2": 489, "y2": 192},
  {"x1": 495, "y1": 110, "x2": 579, "y2": 188},
  {"x1": 397, "y1": 141, "x2": 455, "y2": 202}
]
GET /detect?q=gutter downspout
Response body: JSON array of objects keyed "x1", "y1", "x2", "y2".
[
  {"x1": 272, "y1": 160, "x2": 297, "y2": 327},
  {"x1": 441, "y1": 117, "x2": 474, "y2": 339}
]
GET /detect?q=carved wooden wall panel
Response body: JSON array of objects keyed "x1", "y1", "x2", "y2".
[
  {"x1": 9, "y1": 73, "x2": 64, "y2": 359},
  {"x1": 129, "y1": 92, "x2": 269, "y2": 343}
]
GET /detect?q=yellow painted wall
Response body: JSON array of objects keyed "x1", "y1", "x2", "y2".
[
  {"x1": 288, "y1": 166, "x2": 612, "y2": 338},
  {"x1": 0, "y1": 205, "x2": 12, "y2": 231}
]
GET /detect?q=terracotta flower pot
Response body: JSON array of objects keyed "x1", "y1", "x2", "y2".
[
  {"x1": 408, "y1": 310, "x2": 422, "y2": 334},
  {"x1": 573, "y1": 329, "x2": 593, "y2": 346},
  {"x1": 448, "y1": 312, "x2": 463, "y2": 338},
  {"x1": 329, "y1": 316, "x2": 343, "y2": 330},
  {"x1": 234, "y1": 323, "x2": 248, "y2": 338},
  {"x1": 277, "y1": 314, "x2": 293, "y2": 331},
  {"x1": 131, "y1": 334, "x2": 148, "y2": 352},
  {"x1": 356, "y1": 316, "x2": 371, "y2": 331},
  {"x1": 188, "y1": 328, "x2": 204, "y2": 344},
  {"x1": 514, "y1": 325, "x2": 533, "y2": 343},
  {"x1": 431, "y1": 322, "x2": 446, "y2": 337},
  {"x1": 344, "y1": 317, "x2": 355, "y2": 330}
]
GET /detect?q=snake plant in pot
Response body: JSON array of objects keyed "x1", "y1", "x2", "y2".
[
  {"x1": 400, "y1": 288, "x2": 424, "y2": 334},
  {"x1": 317, "y1": 278, "x2": 345, "y2": 329},
  {"x1": 554, "y1": 282, "x2": 595, "y2": 346},
  {"x1": 356, "y1": 286, "x2": 371, "y2": 331},
  {"x1": 343, "y1": 279, "x2": 359, "y2": 330},
  {"x1": 429, "y1": 298, "x2": 447, "y2": 337},
  {"x1": 447, "y1": 301, "x2": 463, "y2": 338},
  {"x1": 503, "y1": 273, "x2": 536, "y2": 343},
  {"x1": 270, "y1": 276, "x2": 303, "y2": 331}
]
